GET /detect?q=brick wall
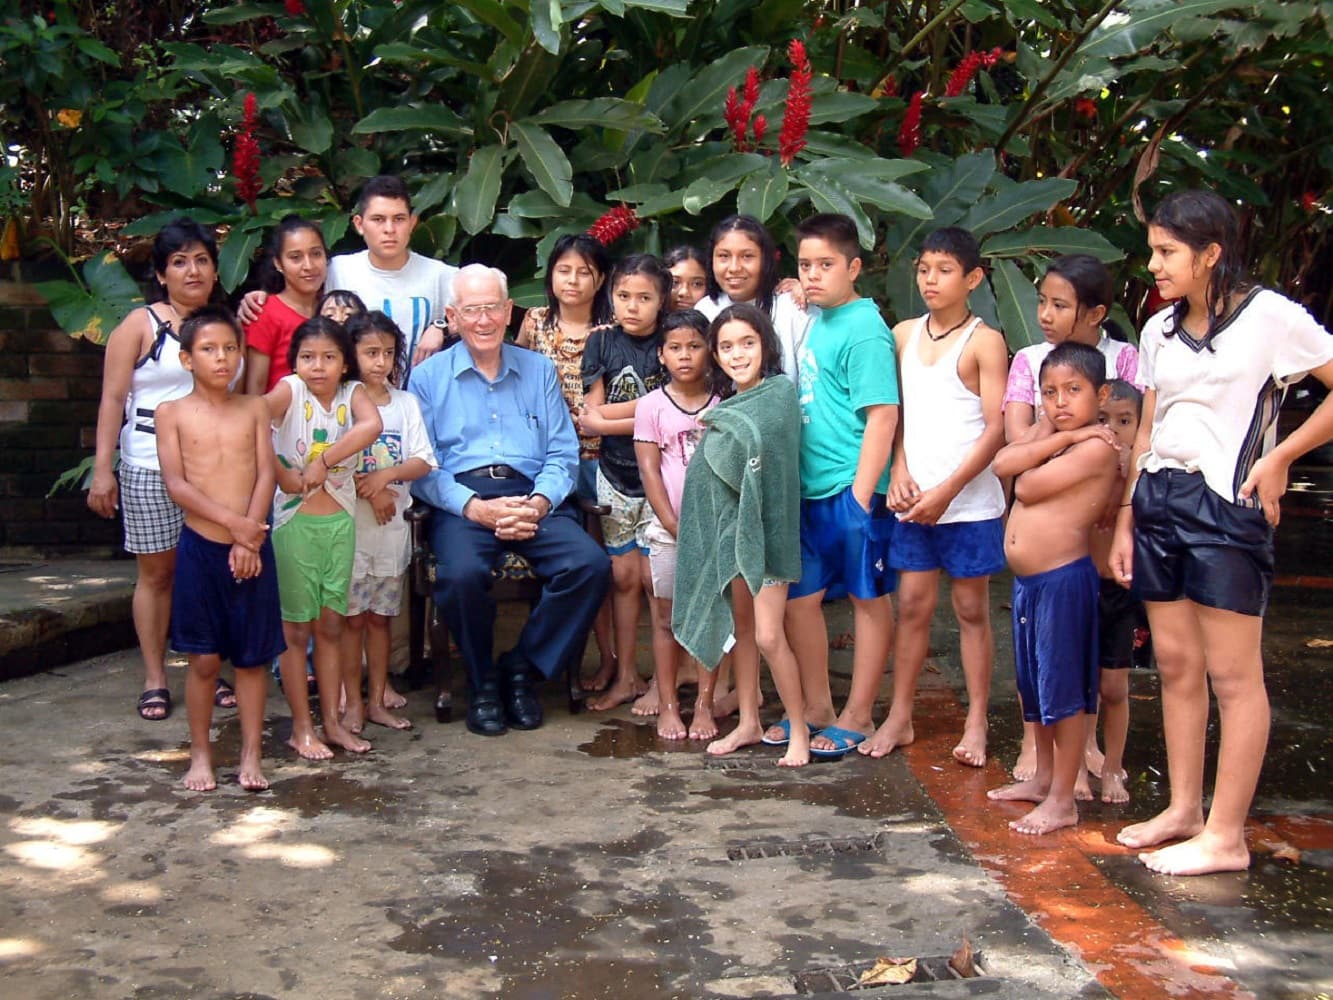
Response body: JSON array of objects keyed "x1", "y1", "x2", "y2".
[{"x1": 0, "y1": 265, "x2": 121, "y2": 556}]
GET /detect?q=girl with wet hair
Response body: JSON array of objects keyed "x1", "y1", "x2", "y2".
[{"x1": 1108, "y1": 188, "x2": 1333, "y2": 876}]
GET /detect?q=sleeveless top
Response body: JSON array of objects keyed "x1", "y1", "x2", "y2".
[
  {"x1": 119, "y1": 307, "x2": 192, "y2": 471},
  {"x1": 271, "y1": 374, "x2": 361, "y2": 530},
  {"x1": 900, "y1": 316, "x2": 1005, "y2": 524}
]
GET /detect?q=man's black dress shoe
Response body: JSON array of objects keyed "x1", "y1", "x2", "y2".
[
  {"x1": 501, "y1": 655, "x2": 544, "y2": 731},
  {"x1": 466, "y1": 685, "x2": 508, "y2": 736}
]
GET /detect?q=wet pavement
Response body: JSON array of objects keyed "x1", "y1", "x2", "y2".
[{"x1": 0, "y1": 469, "x2": 1329, "y2": 998}]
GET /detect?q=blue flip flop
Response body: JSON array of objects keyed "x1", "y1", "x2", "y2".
[
  {"x1": 809, "y1": 725, "x2": 867, "y2": 760},
  {"x1": 760, "y1": 719, "x2": 819, "y2": 747}
]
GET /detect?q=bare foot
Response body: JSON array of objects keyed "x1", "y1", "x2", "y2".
[
  {"x1": 688, "y1": 699, "x2": 718, "y2": 741},
  {"x1": 323, "y1": 722, "x2": 372, "y2": 754},
  {"x1": 1084, "y1": 740, "x2": 1107, "y2": 779},
  {"x1": 237, "y1": 751, "x2": 268, "y2": 792},
  {"x1": 952, "y1": 719, "x2": 987, "y2": 768},
  {"x1": 587, "y1": 678, "x2": 646, "y2": 712},
  {"x1": 1012, "y1": 744, "x2": 1037, "y2": 781},
  {"x1": 583, "y1": 657, "x2": 617, "y2": 694},
  {"x1": 1101, "y1": 769, "x2": 1130, "y2": 804},
  {"x1": 1139, "y1": 830, "x2": 1250, "y2": 876},
  {"x1": 341, "y1": 706, "x2": 367, "y2": 735},
  {"x1": 632, "y1": 677, "x2": 661, "y2": 717},
  {"x1": 1116, "y1": 806, "x2": 1204, "y2": 850},
  {"x1": 1010, "y1": 799, "x2": 1079, "y2": 835},
  {"x1": 987, "y1": 778, "x2": 1049, "y2": 803},
  {"x1": 287, "y1": 732, "x2": 334, "y2": 761},
  {"x1": 382, "y1": 682, "x2": 407, "y2": 710},
  {"x1": 1074, "y1": 767, "x2": 1094, "y2": 801},
  {"x1": 712, "y1": 688, "x2": 739, "y2": 718},
  {"x1": 706, "y1": 721, "x2": 764, "y2": 756},
  {"x1": 182, "y1": 754, "x2": 216, "y2": 792},
  {"x1": 778, "y1": 747, "x2": 810, "y2": 767},
  {"x1": 657, "y1": 704, "x2": 687, "y2": 740},
  {"x1": 368, "y1": 703, "x2": 413, "y2": 730},
  {"x1": 859, "y1": 717, "x2": 914, "y2": 759}
]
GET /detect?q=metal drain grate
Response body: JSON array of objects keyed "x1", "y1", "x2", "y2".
[
  {"x1": 791, "y1": 953, "x2": 988, "y2": 993},
  {"x1": 726, "y1": 833, "x2": 885, "y2": 861}
]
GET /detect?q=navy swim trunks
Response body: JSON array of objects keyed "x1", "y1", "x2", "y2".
[
  {"x1": 170, "y1": 525, "x2": 286, "y2": 667},
  {"x1": 1012, "y1": 556, "x2": 1099, "y2": 725}
]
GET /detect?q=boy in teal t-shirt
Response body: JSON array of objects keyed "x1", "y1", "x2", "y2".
[{"x1": 766, "y1": 213, "x2": 898, "y2": 760}]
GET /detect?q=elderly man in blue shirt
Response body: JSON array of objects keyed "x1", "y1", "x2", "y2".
[{"x1": 410, "y1": 264, "x2": 610, "y2": 735}]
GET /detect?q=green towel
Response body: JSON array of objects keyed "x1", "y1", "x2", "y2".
[{"x1": 672, "y1": 376, "x2": 802, "y2": 669}]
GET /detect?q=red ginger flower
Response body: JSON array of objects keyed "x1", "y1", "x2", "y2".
[
  {"x1": 752, "y1": 114, "x2": 768, "y2": 146},
  {"x1": 1300, "y1": 191, "x2": 1319, "y2": 213},
  {"x1": 944, "y1": 47, "x2": 1003, "y2": 99},
  {"x1": 233, "y1": 92, "x2": 262, "y2": 214},
  {"x1": 284, "y1": 0, "x2": 305, "y2": 14},
  {"x1": 587, "y1": 205, "x2": 640, "y2": 246},
  {"x1": 725, "y1": 67, "x2": 762, "y2": 152},
  {"x1": 1073, "y1": 97, "x2": 1098, "y2": 120},
  {"x1": 898, "y1": 90, "x2": 924, "y2": 155},
  {"x1": 778, "y1": 39, "x2": 813, "y2": 166}
]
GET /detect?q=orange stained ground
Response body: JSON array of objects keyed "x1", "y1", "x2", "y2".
[{"x1": 898, "y1": 676, "x2": 1332, "y2": 1000}]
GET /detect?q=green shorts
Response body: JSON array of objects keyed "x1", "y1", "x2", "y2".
[{"x1": 272, "y1": 510, "x2": 355, "y2": 622}]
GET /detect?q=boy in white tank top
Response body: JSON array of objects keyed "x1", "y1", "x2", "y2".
[{"x1": 859, "y1": 227, "x2": 1010, "y2": 769}]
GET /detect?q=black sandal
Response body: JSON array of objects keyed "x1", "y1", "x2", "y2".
[
  {"x1": 137, "y1": 688, "x2": 172, "y2": 721},
  {"x1": 214, "y1": 677, "x2": 237, "y2": 709}
]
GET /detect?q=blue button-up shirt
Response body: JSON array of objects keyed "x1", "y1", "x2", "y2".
[{"x1": 408, "y1": 342, "x2": 578, "y2": 515}]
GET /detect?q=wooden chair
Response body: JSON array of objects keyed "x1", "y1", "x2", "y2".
[{"x1": 404, "y1": 502, "x2": 607, "y2": 723}]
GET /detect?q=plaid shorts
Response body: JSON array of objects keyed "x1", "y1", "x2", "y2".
[
  {"x1": 119, "y1": 463, "x2": 184, "y2": 555},
  {"x1": 347, "y1": 572, "x2": 404, "y2": 618}
]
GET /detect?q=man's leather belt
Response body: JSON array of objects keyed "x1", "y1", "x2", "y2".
[{"x1": 458, "y1": 464, "x2": 521, "y2": 479}]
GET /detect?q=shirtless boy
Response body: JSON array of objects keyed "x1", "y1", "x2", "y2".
[
  {"x1": 156, "y1": 306, "x2": 285, "y2": 791},
  {"x1": 988, "y1": 342, "x2": 1119, "y2": 834}
]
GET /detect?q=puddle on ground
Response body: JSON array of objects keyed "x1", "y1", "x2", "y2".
[
  {"x1": 268, "y1": 770, "x2": 405, "y2": 820},
  {"x1": 576, "y1": 717, "x2": 712, "y2": 759},
  {"x1": 386, "y1": 845, "x2": 717, "y2": 998}
]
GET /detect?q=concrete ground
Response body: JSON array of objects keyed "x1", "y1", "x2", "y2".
[{"x1": 0, "y1": 466, "x2": 1328, "y2": 998}]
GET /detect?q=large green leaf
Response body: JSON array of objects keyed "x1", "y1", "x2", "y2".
[
  {"x1": 623, "y1": 0, "x2": 690, "y2": 12},
  {"x1": 662, "y1": 46, "x2": 770, "y2": 137},
  {"x1": 807, "y1": 91, "x2": 881, "y2": 126},
  {"x1": 736, "y1": 163, "x2": 791, "y2": 222},
  {"x1": 452, "y1": 0, "x2": 524, "y2": 47},
  {"x1": 531, "y1": 0, "x2": 563, "y2": 55},
  {"x1": 925, "y1": 151, "x2": 996, "y2": 218},
  {"x1": 982, "y1": 226, "x2": 1124, "y2": 263},
  {"x1": 288, "y1": 110, "x2": 333, "y2": 155},
  {"x1": 532, "y1": 99, "x2": 665, "y2": 133},
  {"x1": 883, "y1": 257, "x2": 925, "y2": 326},
  {"x1": 990, "y1": 259, "x2": 1043, "y2": 349},
  {"x1": 802, "y1": 162, "x2": 933, "y2": 220},
  {"x1": 202, "y1": 3, "x2": 282, "y2": 26},
  {"x1": 512, "y1": 121, "x2": 573, "y2": 207},
  {"x1": 1081, "y1": 0, "x2": 1243, "y2": 59},
  {"x1": 414, "y1": 172, "x2": 455, "y2": 215},
  {"x1": 34, "y1": 253, "x2": 144, "y2": 345},
  {"x1": 218, "y1": 226, "x2": 262, "y2": 294},
  {"x1": 351, "y1": 105, "x2": 470, "y2": 137},
  {"x1": 454, "y1": 145, "x2": 508, "y2": 235},
  {"x1": 681, "y1": 176, "x2": 736, "y2": 215},
  {"x1": 794, "y1": 172, "x2": 875, "y2": 248},
  {"x1": 959, "y1": 177, "x2": 1078, "y2": 238},
  {"x1": 155, "y1": 132, "x2": 224, "y2": 199}
]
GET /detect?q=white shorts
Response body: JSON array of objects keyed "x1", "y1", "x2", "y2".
[{"x1": 644, "y1": 516, "x2": 677, "y2": 599}]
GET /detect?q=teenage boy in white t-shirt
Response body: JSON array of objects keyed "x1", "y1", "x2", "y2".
[{"x1": 240, "y1": 176, "x2": 457, "y2": 373}]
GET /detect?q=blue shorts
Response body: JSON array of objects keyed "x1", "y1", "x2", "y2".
[
  {"x1": 170, "y1": 525, "x2": 287, "y2": 668},
  {"x1": 576, "y1": 458, "x2": 599, "y2": 504},
  {"x1": 889, "y1": 517, "x2": 1005, "y2": 578},
  {"x1": 1012, "y1": 556, "x2": 1099, "y2": 725},
  {"x1": 790, "y1": 486, "x2": 895, "y2": 600}
]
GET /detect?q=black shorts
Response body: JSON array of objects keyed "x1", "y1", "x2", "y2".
[
  {"x1": 1131, "y1": 469, "x2": 1273, "y2": 617},
  {"x1": 1098, "y1": 578, "x2": 1142, "y2": 669}
]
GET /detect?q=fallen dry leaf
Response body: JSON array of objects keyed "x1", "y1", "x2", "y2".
[
  {"x1": 1255, "y1": 836, "x2": 1302, "y2": 865},
  {"x1": 1306, "y1": 638, "x2": 1333, "y2": 648},
  {"x1": 949, "y1": 937, "x2": 978, "y2": 978},
  {"x1": 855, "y1": 956, "x2": 917, "y2": 986}
]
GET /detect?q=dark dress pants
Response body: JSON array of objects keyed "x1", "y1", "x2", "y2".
[{"x1": 429, "y1": 475, "x2": 610, "y2": 693}]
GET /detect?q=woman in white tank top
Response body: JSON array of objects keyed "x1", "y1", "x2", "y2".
[{"x1": 88, "y1": 219, "x2": 223, "y2": 721}]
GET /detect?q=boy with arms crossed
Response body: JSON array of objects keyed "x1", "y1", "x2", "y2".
[
  {"x1": 155, "y1": 306, "x2": 285, "y2": 791},
  {"x1": 769, "y1": 214, "x2": 896, "y2": 759},
  {"x1": 861, "y1": 227, "x2": 1009, "y2": 767},
  {"x1": 988, "y1": 342, "x2": 1120, "y2": 834}
]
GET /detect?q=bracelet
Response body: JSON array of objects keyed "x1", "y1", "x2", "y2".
[
  {"x1": 320, "y1": 453, "x2": 331, "y2": 469},
  {"x1": 1119, "y1": 502, "x2": 1132, "y2": 507}
]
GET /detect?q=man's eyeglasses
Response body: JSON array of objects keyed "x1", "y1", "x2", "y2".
[{"x1": 455, "y1": 302, "x2": 507, "y2": 320}]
